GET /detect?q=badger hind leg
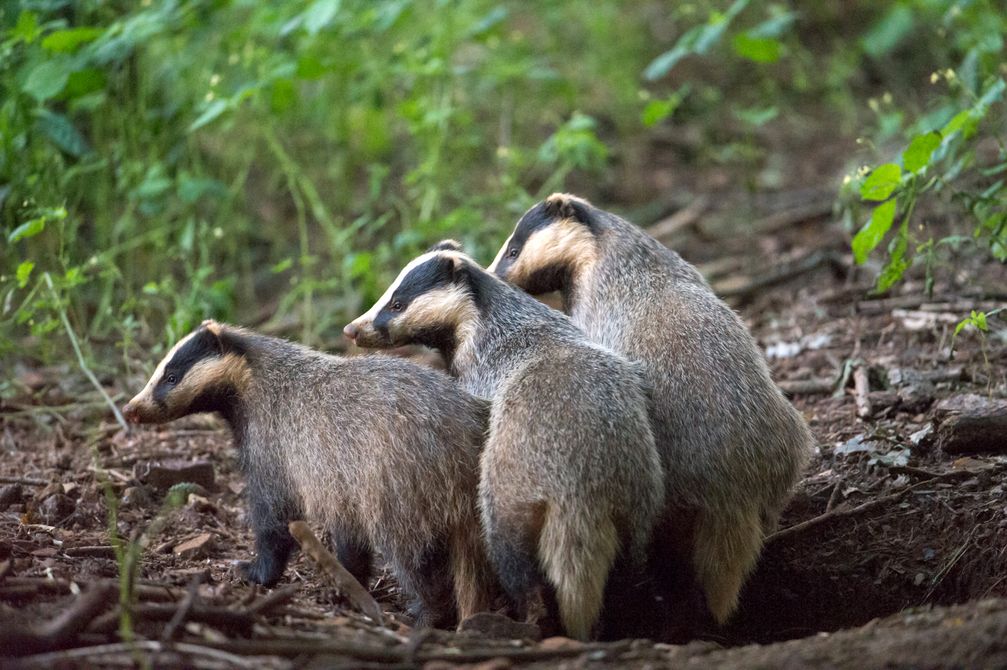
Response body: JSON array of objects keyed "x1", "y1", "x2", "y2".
[
  {"x1": 539, "y1": 504, "x2": 620, "y2": 641},
  {"x1": 328, "y1": 524, "x2": 374, "y2": 588},
  {"x1": 393, "y1": 541, "x2": 456, "y2": 629},
  {"x1": 482, "y1": 500, "x2": 548, "y2": 626},
  {"x1": 691, "y1": 506, "x2": 763, "y2": 624}
]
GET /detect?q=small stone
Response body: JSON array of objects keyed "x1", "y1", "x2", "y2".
[
  {"x1": 458, "y1": 612, "x2": 542, "y2": 641},
  {"x1": 121, "y1": 486, "x2": 153, "y2": 508},
  {"x1": 173, "y1": 533, "x2": 215, "y2": 560},
  {"x1": 39, "y1": 493, "x2": 75, "y2": 523},
  {"x1": 0, "y1": 484, "x2": 24, "y2": 511},
  {"x1": 135, "y1": 460, "x2": 215, "y2": 491}
]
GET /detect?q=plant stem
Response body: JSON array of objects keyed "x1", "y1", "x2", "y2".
[{"x1": 43, "y1": 273, "x2": 129, "y2": 431}]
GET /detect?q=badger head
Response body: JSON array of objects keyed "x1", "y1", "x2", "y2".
[
  {"x1": 343, "y1": 240, "x2": 480, "y2": 357},
  {"x1": 122, "y1": 320, "x2": 250, "y2": 424},
  {"x1": 488, "y1": 192, "x2": 599, "y2": 294}
]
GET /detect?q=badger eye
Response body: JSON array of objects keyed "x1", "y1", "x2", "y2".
[
  {"x1": 508, "y1": 247, "x2": 519, "y2": 258},
  {"x1": 166, "y1": 373, "x2": 177, "y2": 385},
  {"x1": 390, "y1": 300, "x2": 404, "y2": 312}
]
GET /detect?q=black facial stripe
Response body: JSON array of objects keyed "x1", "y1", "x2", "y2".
[
  {"x1": 153, "y1": 328, "x2": 222, "y2": 405},
  {"x1": 388, "y1": 256, "x2": 456, "y2": 310}
]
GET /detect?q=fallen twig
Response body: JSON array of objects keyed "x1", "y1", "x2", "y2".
[
  {"x1": 246, "y1": 582, "x2": 299, "y2": 616},
  {"x1": 1, "y1": 582, "x2": 118, "y2": 656},
  {"x1": 88, "y1": 603, "x2": 254, "y2": 637},
  {"x1": 5, "y1": 641, "x2": 260, "y2": 669},
  {"x1": 0, "y1": 577, "x2": 184, "y2": 602},
  {"x1": 853, "y1": 365, "x2": 872, "y2": 419},
  {"x1": 767, "y1": 469, "x2": 994, "y2": 544},
  {"x1": 777, "y1": 378, "x2": 836, "y2": 396},
  {"x1": 647, "y1": 195, "x2": 710, "y2": 239},
  {"x1": 199, "y1": 637, "x2": 627, "y2": 664},
  {"x1": 161, "y1": 573, "x2": 203, "y2": 642},
  {"x1": 0, "y1": 475, "x2": 48, "y2": 487},
  {"x1": 715, "y1": 251, "x2": 844, "y2": 300},
  {"x1": 288, "y1": 520, "x2": 383, "y2": 623},
  {"x1": 64, "y1": 545, "x2": 118, "y2": 559}
]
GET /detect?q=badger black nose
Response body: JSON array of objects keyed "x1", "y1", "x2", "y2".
[
  {"x1": 122, "y1": 403, "x2": 138, "y2": 424},
  {"x1": 343, "y1": 323, "x2": 359, "y2": 341}
]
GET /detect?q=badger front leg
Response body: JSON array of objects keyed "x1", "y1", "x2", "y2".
[{"x1": 237, "y1": 490, "x2": 298, "y2": 587}]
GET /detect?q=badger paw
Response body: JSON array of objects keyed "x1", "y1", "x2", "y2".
[{"x1": 235, "y1": 558, "x2": 283, "y2": 587}]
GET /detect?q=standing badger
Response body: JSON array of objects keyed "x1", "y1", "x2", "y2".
[
  {"x1": 343, "y1": 242, "x2": 664, "y2": 641},
  {"x1": 122, "y1": 320, "x2": 495, "y2": 628},
  {"x1": 489, "y1": 194, "x2": 813, "y2": 629}
]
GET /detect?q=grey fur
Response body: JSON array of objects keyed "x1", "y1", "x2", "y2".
[
  {"x1": 494, "y1": 196, "x2": 814, "y2": 624},
  {"x1": 124, "y1": 323, "x2": 495, "y2": 628},
  {"x1": 348, "y1": 251, "x2": 665, "y2": 640}
]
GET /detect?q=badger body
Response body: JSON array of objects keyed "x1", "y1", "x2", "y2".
[
  {"x1": 123, "y1": 322, "x2": 495, "y2": 628},
  {"x1": 344, "y1": 243, "x2": 664, "y2": 641},
  {"x1": 490, "y1": 195, "x2": 814, "y2": 631}
]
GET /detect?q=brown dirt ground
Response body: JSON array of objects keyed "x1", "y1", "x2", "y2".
[{"x1": 1, "y1": 180, "x2": 1006, "y2": 668}]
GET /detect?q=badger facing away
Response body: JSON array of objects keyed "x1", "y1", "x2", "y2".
[
  {"x1": 122, "y1": 321, "x2": 496, "y2": 628},
  {"x1": 343, "y1": 242, "x2": 664, "y2": 641},
  {"x1": 489, "y1": 194, "x2": 814, "y2": 631}
]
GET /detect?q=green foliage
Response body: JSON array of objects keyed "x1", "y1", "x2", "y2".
[{"x1": 1, "y1": 0, "x2": 1004, "y2": 368}]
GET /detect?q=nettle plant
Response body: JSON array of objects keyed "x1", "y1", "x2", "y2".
[{"x1": 844, "y1": 74, "x2": 1006, "y2": 339}]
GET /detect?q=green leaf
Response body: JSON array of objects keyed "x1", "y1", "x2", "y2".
[
  {"x1": 859, "y1": 163, "x2": 902, "y2": 201},
  {"x1": 41, "y1": 27, "x2": 103, "y2": 53},
  {"x1": 303, "y1": 0, "x2": 341, "y2": 35},
  {"x1": 734, "y1": 104, "x2": 778, "y2": 127},
  {"x1": 732, "y1": 34, "x2": 781, "y2": 63},
  {"x1": 189, "y1": 100, "x2": 229, "y2": 132},
  {"x1": 12, "y1": 11, "x2": 41, "y2": 43},
  {"x1": 852, "y1": 198, "x2": 898, "y2": 264},
  {"x1": 973, "y1": 310, "x2": 988, "y2": 331},
  {"x1": 271, "y1": 258, "x2": 294, "y2": 274},
  {"x1": 35, "y1": 109, "x2": 91, "y2": 157},
  {"x1": 8, "y1": 217, "x2": 46, "y2": 243},
  {"x1": 22, "y1": 61, "x2": 70, "y2": 102},
  {"x1": 644, "y1": 0, "x2": 750, "y2": 80},
  {"x1": 902, "y1": 131, "x2": 941, "y2": 173},
  {"x1": 64, "y1": 68, "x2": 107, "y2": 99},
  {"x1": 876, "y1": 221, "x2": 909, "y2": 292},
  {"x1": 16, "y1": 261, "x2": 35, "y2": 289},
  {"x1": 861, "y1": 4, "x2": 913, "y2": 57},
  {"x1": 943, "y1": 109, "x2": 978, "y2": 139}
]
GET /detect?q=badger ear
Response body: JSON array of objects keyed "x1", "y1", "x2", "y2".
[
  {"x1": 543, "y1": 193, "x2": 593, "y2": 224},
  {"x1": 428, "y1": 239, "x2": 463, "y2": 253}
]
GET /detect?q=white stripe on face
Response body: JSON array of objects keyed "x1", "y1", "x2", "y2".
[
  {"x1": 486, "y1": 233, "x2": 513, "y2": 274},
  {"x1": 128, "y1": 329, "x2": 200, "y2": 407},
  {"x1": 349, "y1": 250, "x2": 443, "y2": 330}
]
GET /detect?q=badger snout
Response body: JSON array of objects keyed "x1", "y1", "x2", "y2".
[
  {"x1": 122, "y1": 401, "x2": 141, "y2": 424},
  {"x1": 343, "y1": 322, "x2": 360, "y2": 341}
]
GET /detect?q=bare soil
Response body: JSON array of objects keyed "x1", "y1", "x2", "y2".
[{"x1": 1, "y1": 180, "x2": 1006, "y2": 668}]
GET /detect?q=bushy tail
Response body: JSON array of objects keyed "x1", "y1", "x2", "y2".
[
  {"x1": 538, "y1": 504, "x2": 620, "y2": 641},
  {"x1": 450, "y1": 524, "x2": 497, "y2": 620},
  {"x1": 691, "y1": 506, "x2": 763, "y2": 623}
]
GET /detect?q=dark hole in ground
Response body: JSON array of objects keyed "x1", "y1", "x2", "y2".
[{"x1": 720, "y1": 465, "x2": 1007, "y2": 645}]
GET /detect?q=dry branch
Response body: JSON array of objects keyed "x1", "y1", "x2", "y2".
[
  {"x1": 778, "y1": 378, "x2": 836, "y2": 396},
  {"x1": 853, "y1": 365, "x2": 872, "y2": 419},
  {"x1": 768, "y1": 468, "x2": 999, "y2": 544},
  {"x1": 647, "y1": 195, "x2": 710, "y2": 239},
  {"x1": 246, "y1": 583, "x2": 299, "y2": 616},
  {"x1": 88, "y1": 603, "x2": 254, "y2": 636},
  {"x1": 714, "y1": 250, "x2": 843, "y2": 300},
  {"x1": 1, "y1": 582, "x2": 118, "y2": 656},
  {"x1": 288, "y1": 521, "x2": 383, "y2": 623}
]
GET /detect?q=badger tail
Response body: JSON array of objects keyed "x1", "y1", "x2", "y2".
[
  {"x1": 691, "y1": 506, "x2": 763, "y2": 624},
  {"x1": 449, "y1": 522, "x2": 497, "y2": 621},
  {"x1": 538, "y1": 503, "x2": 620, "y2": 641}
]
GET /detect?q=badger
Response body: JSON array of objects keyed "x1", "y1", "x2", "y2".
[
  {"x1": 122, "y1": 321, "x2": 496, "y2": 628},
  {"x1": 488, "y1": 194, "x2": 814, "y2": 630},
  {"x1": 343, "y1": 241, "x2": 665, "y2": 641}
]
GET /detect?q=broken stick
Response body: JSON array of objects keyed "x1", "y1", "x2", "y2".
[{"x1": 288, "y1": 521, "x2": 383, "y2": 623}]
